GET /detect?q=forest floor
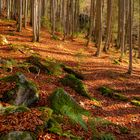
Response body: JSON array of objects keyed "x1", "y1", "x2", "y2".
[{"x1": 0, "y1": 19, "x2": 140, "y2": 140}]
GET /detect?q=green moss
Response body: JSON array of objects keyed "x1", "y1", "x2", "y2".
[
  {"x1": 0, "y1": 105, "x2": 30, "y2": 114},
  {"x1": 45, "y1": 59, "x2": 62, "y2": 76},
  {"x1": 0, "y1": 73, "x2": 39, "y2": 106},
  {"x1": 38, "y1": 107, "x2": 53, "y2": 122},
  {"x1": 113, "y1": 93, "x2": 128, "y2": 101},
  {"x1": 131, "y1": 100, "x2": 140, "y2": 107},
  {"x1": 62, "y1": 65, "x2": 84, "y2": 80},
  {"x1": 98, "y1": 86, "x2": 128, "y2": 101},
  {"x1": 113, "y1": 59, "x2": 120, "y2": 65},
  {"x1": 0, "y1": 131, "x2": 34, "y2": 140},
  {"x1": 98, "y1": 86, "x2": 114, "y2": 97},
  {"x1": 118, "y1": 126, "x2": 129, "y2": 134},
  {"x1": 132, "y1": 96, "x2": 140, "y2": 101},
  {"x1": 51, "y1": 35, "x2": 60, "y2": 40},
  {"x1": 60, "y1": 74, "x2": 91, "y2": 99},
  {"x1": 50, "y1": 88, "x2": 90, "y2": 130},
  {"x1": 47, "y1": 118, "x2": 63, "y2": 135},
  {"x1": 27, "y1": 55, "x2": 62, "y2": 75}
]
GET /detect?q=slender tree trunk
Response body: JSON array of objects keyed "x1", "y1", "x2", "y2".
[
  {"x1": 17, "y1": 0, "x2": 22, "y2": 32},
  {"x1": 95, "y1": 0, "x2": 102, "y2": 57},
  {"x1": 103, "y1": 0, "x2": 112, "y2": 52},
  {"x1": 138, "y1": 0, "x2": 140, "y2": 58},
  {"x1": 33, "y1": 0, "x2": 37, "y2": 41},
  {"x1": 119, "y1": 0, "x2": 126, "y2": 61},
  {"x1": 24, "y1": 0, "x2": 28, "y2": 28},
  {"x1": 128, "y1": 0, "x2": 132, "y2": 74},
  {"x1": 86, "y1": 0, "x2": 95, "y2": 46},
  {"x1": 7, "y1": 0, "x2": 11, "y2": 19}
]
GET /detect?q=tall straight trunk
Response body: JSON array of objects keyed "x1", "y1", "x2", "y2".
[
  {"x1": 7, "y1": 0, "x2": 10, "y2": 19},
  {"x1": 74, "y1": 0, "x2": 80, "y2": 34},
  {"x1": 128, "y1": 0, "x2": 132, "y2": 74},
  {"x1": 51, "y1": 0, "x2": 56, "y2": 36},
  {"x1": 95, "y1": 0, "x2": 102, "y2": 57},
  {"x1": 138, "y1": 0, "x2": 140, "y2": 58},
  {"x1": 0, "y1": 0, "x2": 2, "y2": 15},
  {"x1": 117, "y1": 0, "x2": 121, "y2": 48},
  {"x1": 24, "y1": 0, "x2": 28, "y2": 28},
  {"x1": 17, "y1": 0, "x2": 22, "y2": 32},
  {"x1": 103, "y1": 0, "x2": 112, "y2": 52},
  {"x1": 30, "y1": 0, "x2": 33, "y2": 26},
  {"x1": 71, "y1": 0, "x2": 74, "y2": 39},
  {"x1": 120, "y1": 0, "x2": 126, "y2": 61},
  {"x1": 62, "y1": 0, "x2": 66, "y2": 40},
  {"x1": 86, "y1": 0, "x2": 95, "y2": 46},
  {"x1": 33, "y1": 0, "x2": 37, "y2": 41},
  {"x1": 37, "y1": 0, "x2": 41, "y2": 42}
]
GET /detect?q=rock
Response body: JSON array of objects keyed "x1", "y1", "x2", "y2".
[
  {"x1": 0, "y1": 72, "x2": 39, "y2": 106},
  {"x1": 0, "y1": 104, "x2": 30, "y2": 114},
  {"x1": 98, "y1": 86, "x2": 114, "y2": 97},
  {"x1": 50, "y1": 88, "x2": 89, "y2": 130},
  {"x1": 61, "y1": 65, "x2": 84, "y2": 80},
  {"x1": 98, "y1": 86, "x2": 128, "y2": 101},
  {"x1": 60, "y1": 74, "x2": 91, "y2": 99},
  {"x1": 0, "y1": 131, "x2": 33, "y2": 140},
  {"x1": 0, "y1": 34, "x2": 9, "y2": 45},
  {"x1": 27, "y1": 55, "x2": 62, "y2": 75},
  {"x1": 28, "y1": 66, "x2": 40, "y2": 74},
  {"x1": 131, "y1": 100, "x2": 140, "y2": 107}
]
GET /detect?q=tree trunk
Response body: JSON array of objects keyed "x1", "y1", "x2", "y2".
[
  {"x1": 128, "y1": 0, "x2": 132, "y2": 74},
  {"x1": 17, "y1": 0, "x2": 22, "y2": 32},
  {"x1": 119, "y1": 0, "x2": 126, "y2": 61},
  {"x1": 95, "y1": 0, "x2": 102, "y2": 57},
  {"x1": 103, "y1": 0, "x2": 112, "y2": 52}
]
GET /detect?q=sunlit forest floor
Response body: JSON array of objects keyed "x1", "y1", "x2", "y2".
[{"x1": 0, "y1": 19, "x2": 140, "y2": 140}]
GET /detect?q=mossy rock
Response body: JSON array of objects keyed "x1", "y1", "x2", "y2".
[
  {"x1": 60, "y1": 74, "x2": 91, "y2": 99},
  {"x1": 28, "y1": 66, "x2": 40, "y2": 74},
  {"x1": 35, "y1": 107, "x2": 53, "y2": 134},
  {"x1": 0, "y1": 104, "x2": 30, "y2": 114},
  {"x1": 0, "y1": 72, "x2": 39, "y2": 106},
  {"x1": 132, "y1": 96, "x2": 140, "y2": 101},
  {"x1": 50, "y1": 88, "x2": 90, "y2": 130},
  {"x1": 131, "y1": 100, "x2": 140, "y2": 107},
  {"x1": 0, "y1": 131, "x2": 34, "y2": 140},
  {"x1": 27, "y1": 55, "x2": 62, "y2": 75},
  {"x1": 98, "y1": 86, "x2": 114, "y2": 97},
  {"x1": 61, "y1": 64, "x2": 84, "y2": 80},
  {"x1": 113, "y1": 93, "x2": 128, "y2": 101},
  {"x1": 45, "y1": 59, "x2": 62, "y2": 76},
  {"x1": 27, "y1": 55, "x2": 49, "y2": 74},
  {"x1": 47, "y1": 118, "x2": 63, "y2": 135},
  {"x1": 98, "y1": 86, "x2": 128, "y2": 102}
]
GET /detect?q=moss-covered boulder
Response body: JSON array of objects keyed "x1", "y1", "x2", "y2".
[
  {"x1": 28, "y1": 66, "x2": 40, "y2": 74},
  {"x1": 131, "y1": 100, "x2": 140, "y2": 107},
  {"x1": 27, "y1": 55, "x2": 49, "y2": 74},
  {"x1": 27, "y1": 55, "x2": 62, "y2": 75},
  {"x1": 98, "y1": 86, "x2": 114, "y2": 97},
  {"x1": 0, "y1": 131, "x2": 33, "y2": 140},
  {"x1": 50, "y1": 88, "x2": 90, "y2": 130},
  {"x1": 0, "y1": 73, "x2": 39, "y2": 106},
  {"x1": 0, "y1": 104, "x2": 30, "y2": 114},
  {"x1": 113, "y1": 93, "x2": 128, "y2": 101},
  {"x1": 61, "y1": 64, "x2": 84, "y2": 80},
  {"x1": 98, "y1": 86, "x2": 128, "y2": 101},
  {"x1": 60, "y1": 74, "x2": 91, "y2": 99}
]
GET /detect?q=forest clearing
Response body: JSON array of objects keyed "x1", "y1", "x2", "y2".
[{"x1": 0, "y1": 0, "x2": 140, "y2": 140}]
